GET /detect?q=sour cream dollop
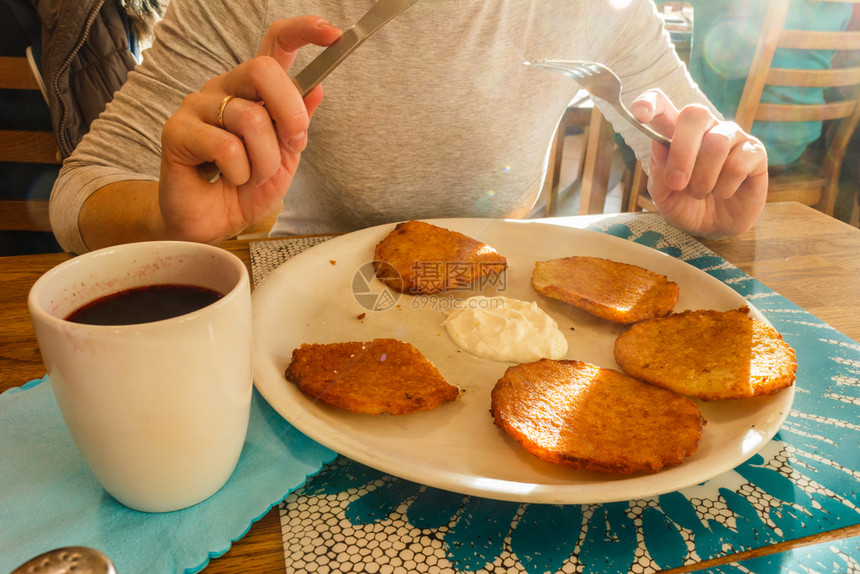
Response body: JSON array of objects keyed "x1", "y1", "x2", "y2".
[{"x1": 442, "y1": 296, "x2": 568, "y2": 363}]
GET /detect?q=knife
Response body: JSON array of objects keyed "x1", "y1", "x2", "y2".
[{"x1": 292, "y1": 0, "x2": 421, "y2": 97}]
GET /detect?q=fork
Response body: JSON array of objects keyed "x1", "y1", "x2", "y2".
[{"x1": 527, "y1": 59, "x2": 671, "y2": 145}]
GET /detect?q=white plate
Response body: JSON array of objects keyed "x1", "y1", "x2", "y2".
[{"x1": 252, "y1": 218, "x2": 794, "y2": 504}]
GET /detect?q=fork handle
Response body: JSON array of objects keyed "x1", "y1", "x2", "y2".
[{"x1": 621, "y1": 109, "x2": 672, "y2": 146}]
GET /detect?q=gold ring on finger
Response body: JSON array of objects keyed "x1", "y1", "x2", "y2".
[{"x1": 217, "y1": 95, "x2": 236, "y2": 129}]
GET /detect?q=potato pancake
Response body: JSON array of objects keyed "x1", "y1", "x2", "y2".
[
  {"x1": 373, "y1": 220, "x2": 507, "y2": 294},
  {"x1": 614, "y1": 307, "x2": 797, "y2": 401},
  {"x1": 490, "y1": 359, "x2": 704, "y2": 474},
  {"x1": 531, "y1": 256, "x2": 679, "y2": 324},
  {"x1": 285, "y1": 338, "x2": 459, "y2": 415}
]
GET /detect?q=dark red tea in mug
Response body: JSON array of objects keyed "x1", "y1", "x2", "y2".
[{"x1": 66, "y1": 284, "x2": 223, "y2": 325}]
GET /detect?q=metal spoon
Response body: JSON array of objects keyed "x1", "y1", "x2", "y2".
[{"x1": 11, "y1": 546, "x2": 117, "y2": 574}]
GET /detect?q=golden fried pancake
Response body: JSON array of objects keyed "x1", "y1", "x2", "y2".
[
  {"x1": 614, "y1": 307, "x2": 797, "y2": 401},
  {"x1": 490, "y1": 359, "x2": 704, "y2": 474},
  {"x1": 531, "y1": 256, "x2": 679, "y2": 324},
  {"x1": 285, "y1": 338, "x2": 459, "y2": 415},
  {"x1": 373, "y1": 220, "x2": 507, "y2": 294}
]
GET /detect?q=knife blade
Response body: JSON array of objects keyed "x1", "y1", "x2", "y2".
[{"x1": 292, "y1": 0, "x2": 421, "y2": 97}]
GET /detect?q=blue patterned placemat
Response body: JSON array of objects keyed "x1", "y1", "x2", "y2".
[
  {"x1": 0, "y1": 382, "x2": 336, "y2": 574},
  {"x1": 251, "y1": 215, "x2": 859, "y2": 573}
]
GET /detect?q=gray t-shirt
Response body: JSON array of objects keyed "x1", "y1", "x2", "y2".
[{"x1": 50, "y1": 0, "x2": 714, "y2": 253}]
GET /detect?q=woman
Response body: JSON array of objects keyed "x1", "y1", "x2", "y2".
[{"x1": 50, "y1": 0, "x2": 768, "y2": 254}]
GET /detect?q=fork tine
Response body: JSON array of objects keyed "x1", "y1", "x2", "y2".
[
  {"x1": 566, "y1": 69, "x2": 586, "y2": 81},
  {"x1": 525, "y1": 58, "x2": 672, "y2": 146},
  {"x1": 526, "y1": 60, "x2": 575, "y2": 72},
  {"x1": 529, "y1": 60, "x2": 604, "y2": 81},
  {"x1": 529, "y1": 59, "x2": 590, "y2": 69},
  {"x1": 526, "y1": 60, "x2": 589, "y2": 80},
  {"x1": 526, "y1": 59, "x2": 621, "y2": 86}
]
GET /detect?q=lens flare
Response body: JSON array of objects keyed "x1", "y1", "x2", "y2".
[{"x1": 702, "y1": 20, "x2": 759, "y2": 80}]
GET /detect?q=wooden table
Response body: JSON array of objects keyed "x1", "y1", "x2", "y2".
[{"x1": 1, "y1": 202, "x2": 857, "y2": 572}]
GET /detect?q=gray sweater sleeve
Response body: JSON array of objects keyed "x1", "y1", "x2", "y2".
[{"x1": 49, "y1": 0, "x2": 267, "y2": 253}]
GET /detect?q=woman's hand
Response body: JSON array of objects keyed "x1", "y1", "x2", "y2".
[
  {"x1": 630, "y1": 89, "x2": 768, "y2": 239},
  {"x1": 158, "y1": 16, "x2": 342, "y2": 244}
]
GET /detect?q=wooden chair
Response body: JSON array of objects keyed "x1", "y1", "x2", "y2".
[
  {"x1": 626, "y1": 0, "x2": 860, "y2": 217},
  {"x1": 544, "y1": 104, "x2": 587, "y2": 216},
  {"x1": 0, "y1": 54, "x2": 61, "y2": 233},
  {"x1": 544, "y1": 100, "x2": 617, "y2": 216}
]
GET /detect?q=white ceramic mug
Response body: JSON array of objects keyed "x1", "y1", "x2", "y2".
[{"x1": 28, "y1": 241, "x2": 252, "y2": 512}]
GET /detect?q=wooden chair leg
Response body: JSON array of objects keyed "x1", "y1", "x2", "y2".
[
  {"x1": 625, "y1": 161, "x2": 649, "y2": 212},
  {"x1": 815, "y1": 178, "x2": 841, "y2": 217},
  {"x1": 544, "y1": 105, "x2": 592, "y2": 216},
  {"x1": 851, "y1": 188, "x2": 860, "y2": 227},
  {"x1": 620, "y1": 164, "x2": 633, "y2": 211},
  {"x1": 544, "y1": 124, "x2": 565, "y2": 217},
  {"x1": 579, "y1": 107, "x2": 615, "y2": 215},
  {"x1": 577, "y1": 125, "x2": 589, "y2": 181}
]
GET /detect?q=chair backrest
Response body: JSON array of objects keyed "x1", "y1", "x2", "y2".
[
  {"x1": 734, "y1": 0, "x2": 860, "y2": 214},
  {"x1": 0, "y1": 55, "x2": 60, "y2": 233}
]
